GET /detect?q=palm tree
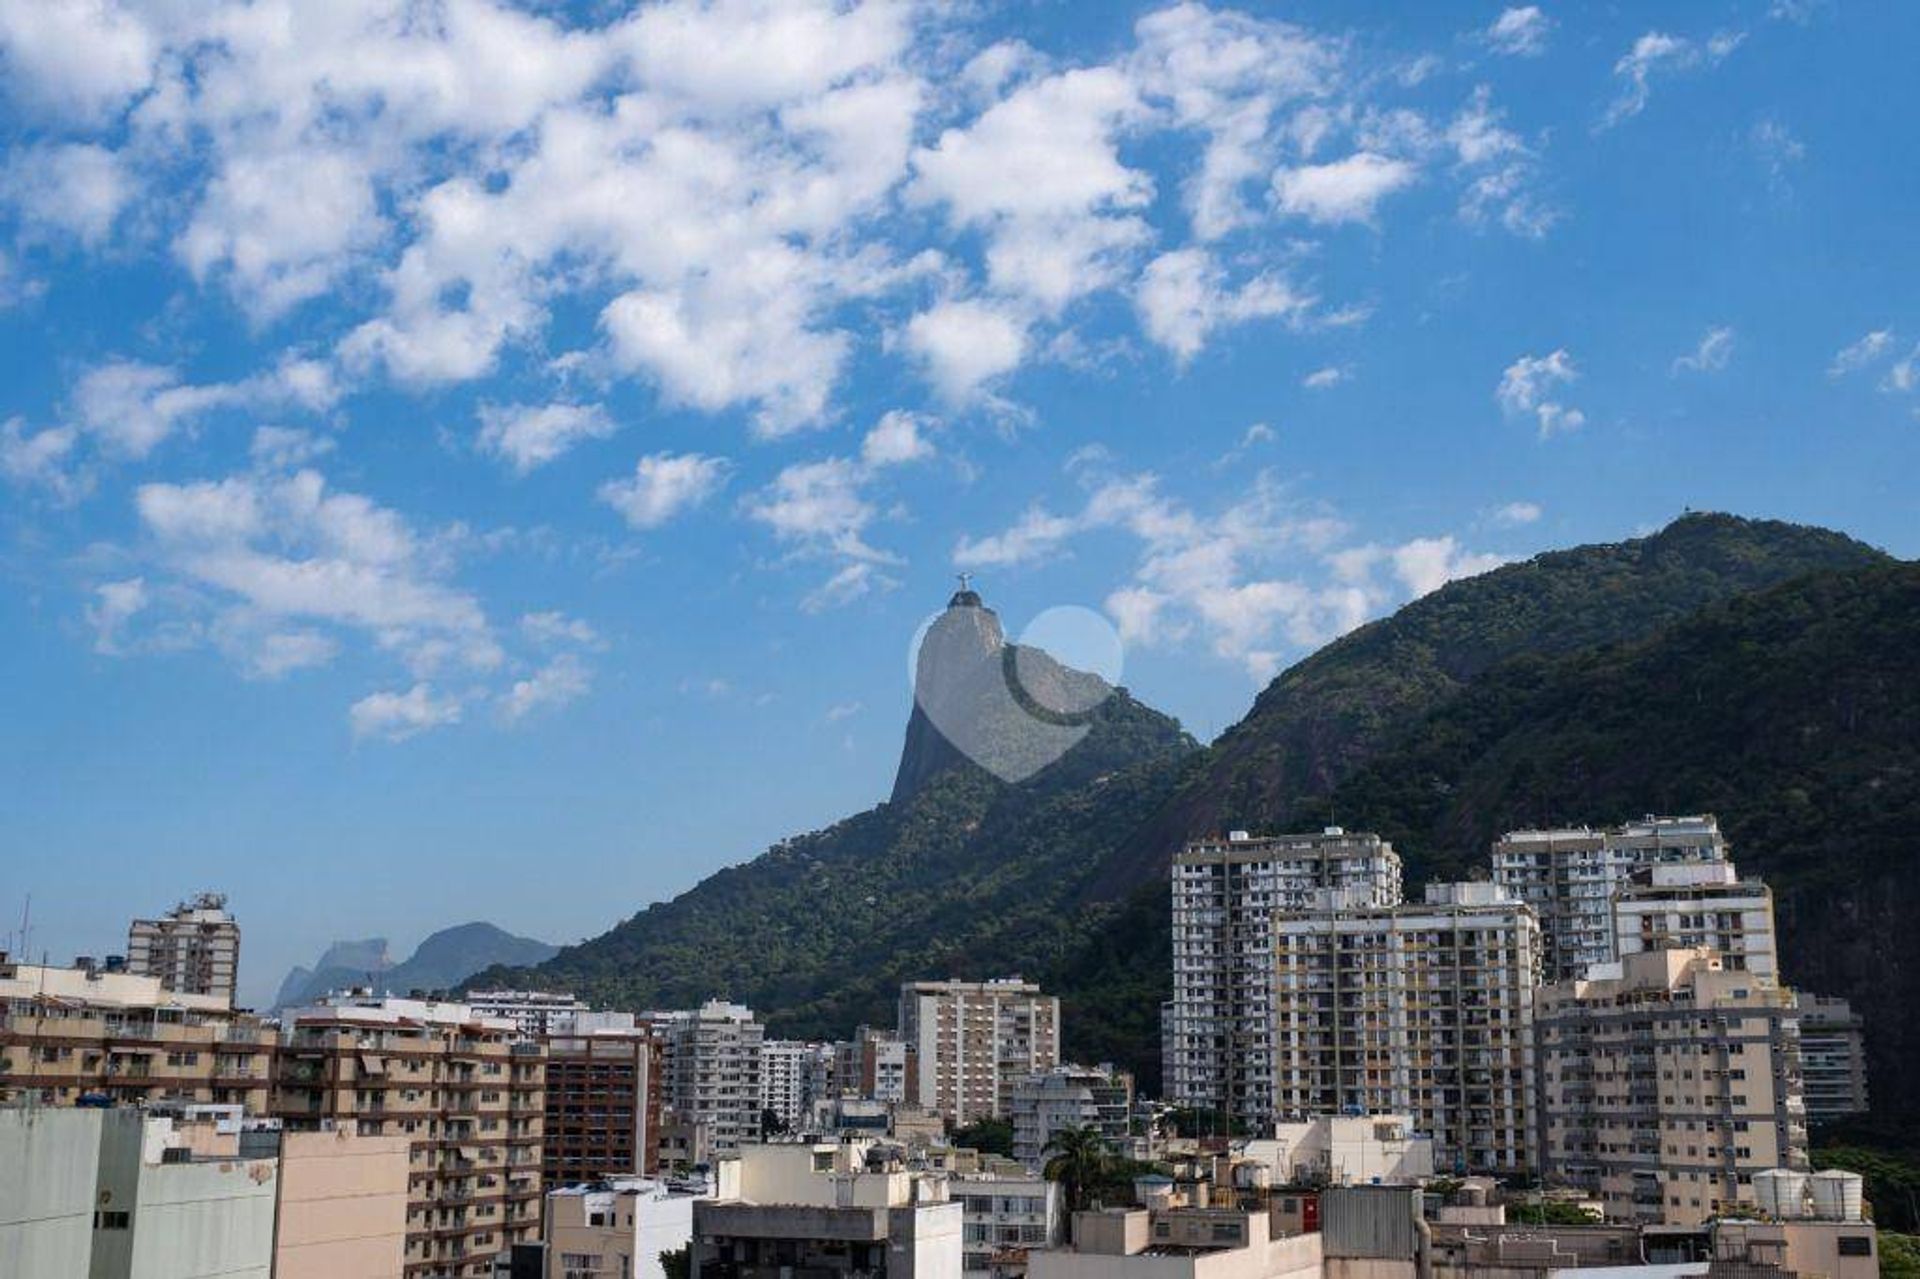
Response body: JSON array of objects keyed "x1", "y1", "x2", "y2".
[{"x1": 1043, "y1": 1125, "x2": 1113, "y2": 1213}]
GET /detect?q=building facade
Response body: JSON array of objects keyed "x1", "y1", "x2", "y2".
[
  {"x1": 658, "y1": 1001, "x2": 765, "y2": 1156},
  {"x1": 1008, "y1": 1066, "x2": 1132, "y2": 1169},
  {"x1": 0, "y1": 954, "x2": 274, "y2": 1111},
  {"x1": 900, "y1": 978, "x2": 1060, "y2": 1125},
  {"x1": 1795, "y1": 994, "x2": 1869, "y2": 1122},
  {"x1": 1167, "y1": 828, "x2": 1405, "y2": 1130},
  {"x1": 125, "y1": 892, "x2": 242, "y2": 1005},
  {"x1": 543, "y1": 1178, "x2": 701, "y2": 1279},
  {"x1": 467, "y1": 991, "x2": 590, "y2": 1039},
  {"x1": 1269, "y1": 882, "x2": 1540, "y2": 1174},
  {"x1": 1611, "y1": 861, "x2": 1779, "y2": 985},
  {"x1": 544, "y1": 1017, "x2": 663, "y2": 1185},
  {"x1": 760, "y1": 1039, "x2": 831, "y2": 1134},
  {"x1": 274, "y1": 994, "x2": 546, "y2": 1277},
  {"x1": 1535, "y1": 948, "x2": 1809, "y2": 1226},
  {"x1": 1491, "y1": 816, "x2": 1728, "y2": 983},
  {"x1": 952, "y1": 1170, "x2": 1062, "y2": 1278}
]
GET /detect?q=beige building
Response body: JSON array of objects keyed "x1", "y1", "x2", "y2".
[
  {"x1": 126, "y1": 892, "x2": 242, "y2": 1005},
  {"x1": 1030, "y1": 1206, "x2": 1322, "y2": 1279},
  {"x1": 657, "y1": 1001, "x2": 764, "y2": 1158},
  {"x1": 900, "y1": 978, "x2": 1060, "y2": 1125},
  {"x1": 1491, "y1": 816, "x2": 1728, "y2": 983},
  {"x1": 272, "y1": 1126, "x2": 412, "y2": 1279},
  {"x1": 1612, "y1": 861, "x2": 1779, "y2": 985},
  {"x1": 1168, "y1": 828, "x2": 1405, "y2": 1130},
  {"x1": 1535, "y1": 948, "x2": 1808, "y2": 1225},
  {"x1": 274, "y1": 994, "x2": 545, "y2": 1277},
  {"x1": 0, "y1": 954, "x2": 274, "y2": 1112},
  {"x1": 1270, "y1": 883, "x2": 1540, "y2": 1174}
]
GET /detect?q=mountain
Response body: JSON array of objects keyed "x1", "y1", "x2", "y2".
[
  {"x1": 473, "y1": 513, "x2": 1913, "y2": 1128},
  {"x1": 466, "y1": 587, "x2": 1199, "y2": 1035},
  {"x1": 273, "y1": 922, "x2": 558, "y2": 1010},
  {"x1": 1319, "y1": 560, "x2": 1920, "y2": 1128}
]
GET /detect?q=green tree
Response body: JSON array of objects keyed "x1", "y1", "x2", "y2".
[
  {"x1": 951, "y1": 1117, "x2": 1015, "y2": 1158},
  {"x1": 1044, "y1": 1125, "x2": 1114, "y2": 1213},
  {"x1": 657, "y1": 1246, "x2": 690, "y2": 1279},
  {"x1": 1881, "y1": 1233, "x2": 1920, "y2": 1279}
]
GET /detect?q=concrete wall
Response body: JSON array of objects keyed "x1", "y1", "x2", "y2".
[
  {"x1": 0, "y1": 1108, "x2": 103, "y2": 1279},
  {"x1": 91, "y1": 1111, "x2": 277, "y2": 1279},
  {"x1": 274, "y1": 1128, "x2": 409, "y2": 1279}
]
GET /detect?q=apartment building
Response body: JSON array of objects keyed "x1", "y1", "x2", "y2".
[
  {"x1": 1009, "y1": 1065, "x2": 1132, "y2": 1169},
  {"x1": 1269, "y1": 882, "x2": 1540, "y2": 1174},
  {"x1": 1795, "y1": 994, "x2": 1869, "y2": 1122},
  {"x1": 0, "y1": 953, "x2": 274, "y2": 1111},
  {"x1": 952, "y1": 1169, "x2": 1063, "y2": 1278},
  {"x1": 1167, "y1": 828, "x2": 1405, "y2": 1129},
  {"x1": 900, "y1": 978, "x2": 1061, "y2": 1125},
  {"x1": 1535, "y1": 948, "x2": 1809, "y2": 1226},
  {"x1": 691, "y1": 1140, "x2": 962, "y2": 1277},
  {"x1": 543, "y1": 1177, "x2": 703, "y2": 1279},
  {"x1": 126, "y1": 892, "x2": 242, "y2": 1005},
  {"x1": 835, "y1": 1026, "x2": 914, "y2": 1105},
  {"x1": 467, "y1": 991, "x2": 589, "y2": 1039},
  {"x1": 657, "y1": 1000, "x2": 765, "y2": 1156},
  {"x1": 544, "y1": 1014, "x2": 663, "y2": 1185},
  {"x1": 274, "y1": 994, "x2": 546, "y2": 1277},
  {"x1": 1491, "y1": 816, "x2": 1728, "y2": 982},
  {"x1": 760, "y1": 1039, "x2": 831, "y2": 1133},
  {"x1": 1612, "y1": 862, "x2": 1779, "y2": 985}
]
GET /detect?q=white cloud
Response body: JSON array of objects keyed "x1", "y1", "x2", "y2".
[
  {"x1": 478, "y1": 402, "x2": 616, "y2": 474},
  {"x1": 1390, "y1": 536, "x2": 1509, "y2": 597},
  {"x1": 1497, "y1": 349, "x2": 1586, "y2": 437},
  {"x1": 86, "y1": 577, "x2": 149, "y2": 655},
  {"x1": 1750, "y1": 119, "x2": 1806, "y2": 191},
  {"x1": 1885, "y1": 345, "x2": 1920, "y2": 395},
  {"x1": 597, "y1": 452, "x2": 730, "y2": 530},
  {"x1": 1829, "y1": 329, "x2": 1896, "y2": 377},
  {"x1": 1672, "y1": 326, "x2": 1736, "y2": 376},
  {"x1": 1272, "y1": 152, "x2": 1417, "y2": 225},
  {"x1": 58, "y1": 355, "x2": 337, "y2": 465},
  {"x1": 1136, "y1": 248, "x2": 1311, "y2": 364},
  {"x1": 1490, "y1": 501, "x2": 1543, "y2": 527},
  {"x1": 904, "y1": 300, "x2": 1029, "y2": 401},
  {"x1": 0, "y1": 418, "x2": 85, "y2": 501},
  {"x1": 350, "y1": 683, "x2": 462, "y2": 742},
  {"x1": 746, "y1": 457, "x2": 885, "y2": 562},
  {"x1": 861, "y1": 411, "x2": 935, "y2": 467},
  {"x1": 801, "y1": 562, "x2": 892, "y2": 613},
  {"x1": 249, "y1": 426, "x2": 334, "y2": 471},
  {"x1": 1486, "y1": 7, "x2": 1551, "y2": 57},
  {"x1": 501, "y1": 653, "x2": 591, "y2": 722},
  {"x1": 1302, "y1": 365, "x2": 1349, "y2": 390},
  {"x1": 3, "y1": 143, "x2": 132, "y2": 246},
  {"x1": 521, "y1": 611, "x2": 602, "y2": 649},
  {"x1": 0, "y1": 0, "x2": 155, "y2": 123},
  {"x1": 1602, "y1": 30, "x2": 1744, "y2": 129},
  {"x1": 133, "y1": 467, "x2": 499, "y2": 679}
]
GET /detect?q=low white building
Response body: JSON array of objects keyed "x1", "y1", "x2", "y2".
[
  {"x1": 952, "y1": 1171, "x2": 1062, "y2": 1278},
  {"x1": 544, "y1": 1178, "x2": 705, "y2": 1279},
  {"x1": 1240, "y1": 1114, "x2": 1435, "y2": 1187},
  {"x1": 1029, "y1": 1207, "x2": 1322, "y2": 1279}
]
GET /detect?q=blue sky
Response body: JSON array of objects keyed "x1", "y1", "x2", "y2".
[{"x1": 2, "y1": 0, "x2": 1916, "y2": 1006}]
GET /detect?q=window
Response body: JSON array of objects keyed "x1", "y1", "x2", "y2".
[
  {"x1": 94, "y1": 1211, "x2": 131, "y2": 1230},
  {"x1": 1838, "y1": 1237, "x2": 1873, "y2": 1257}
]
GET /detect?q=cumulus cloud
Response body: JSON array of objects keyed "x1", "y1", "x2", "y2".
[
  {"x1": 1497, "y1": 349, "x2": 1586, "y2": 437},
  {"x1": 1672, "y1": 326, "x2": 1735, "y2": 375},
  {"x1": 501, "y1": 653, "x2": 591, "y2": 722},
  {"x1": 1486, "y1": 7, "x2": 1551, "y2": 57},
  {"x1": 0, "y1": 0, "x2": 156, "y2": 123},
  {"x1": 1490, "y1": 501, "x2": 1543, "y2": 527},
  {"x1": 1136, "y1": 248, "x2": 1312, "y2": 364},
  {"x1": 1272, "y1": 152, "x2": 1417, "y2": 225},
  {"x1": 597, "y1": 452, "x2": 730, "y2": 530},
  {"x1": 85, "y1": 578, "x2": 149, "y2": 655},
  {"x1": 1829, "y1": 329, "x2": 1896, "y2": 377},
  {"x1": 1302, "y1": 365, "x2": 1349, "y2": 390},
  {"x1": 956, "y1": 462, "x2": 1503, "y2": 683},
  {"x1": 903, "y1": 300, "x2": 1029, "y2": 402},
  {"x1": 350, "y1": 683, "x2": 462, "y2": 742},
  {"x1": 861, "y1": 411, "x2": 936, "y2": 467},
  {"x1": 3, "y1": 143, "x2": 133, "y2": 246},
  {"x1": 478, "y1": 402, "x2": 616, "y2": 474}
]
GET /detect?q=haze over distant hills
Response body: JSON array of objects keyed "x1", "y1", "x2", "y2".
[
  {"x1": 273, "y1": 922, "x2": 556, "y2": 1010},
  {"x1": 471, "y1": 513, "x2": 1920, "y2": 1136}
]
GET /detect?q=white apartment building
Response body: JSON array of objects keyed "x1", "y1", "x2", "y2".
[
  {"x1": 126, "y1": 892, "x2": 241, "y2": 1005},
  {"x1": 1240, "y1": 1113, "x2": 1437, "y2": 1186},
  {"x1": 543, "y1": 1177, "x2": 705, "y2": 1279},
  {"x1": 467, "y1": 990, "x2": 589, "y2": 1038},
  {"x1": 1491, "y1": 816, "x2": 1728, "y2": 982},
  {"x1": 657, "y1": 1001, "x2": 765, "y2": 1155},
  {"x1": 1613, "y1": 862, "x2": 1779, "y2": 985},
  {"x1": 952, "y1": 1170, "x2": 1062, "y2": 1278},
  {"x1": 760, "y1": 1040, "x2": 832, "y2": 1133},
  {"x1": 1535, "y1": 948, "x2": 1809, "y2": 1226},
  {"x1": 1269, "y1": 882, "x2": 1540, "y2": 1175},
  {"x1": 1167, "y1": 828, "x2": 1404, "y2": 1130},
  {"x1": 900, "y1": 978, "x2": 1060, "y2": 1125},
  {"x1": 1009, "y1": 1066, "x2": 1131, "y2": 1169}
]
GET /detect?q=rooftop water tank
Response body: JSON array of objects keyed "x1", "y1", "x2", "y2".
[{"x1": 1809, "y1": 1170, "x2": 1864, "y2": 1222}]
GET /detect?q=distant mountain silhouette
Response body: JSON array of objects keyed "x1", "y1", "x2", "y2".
[{"x1": 273, "y1": 922, "x2": 557, "y2": 1009}]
